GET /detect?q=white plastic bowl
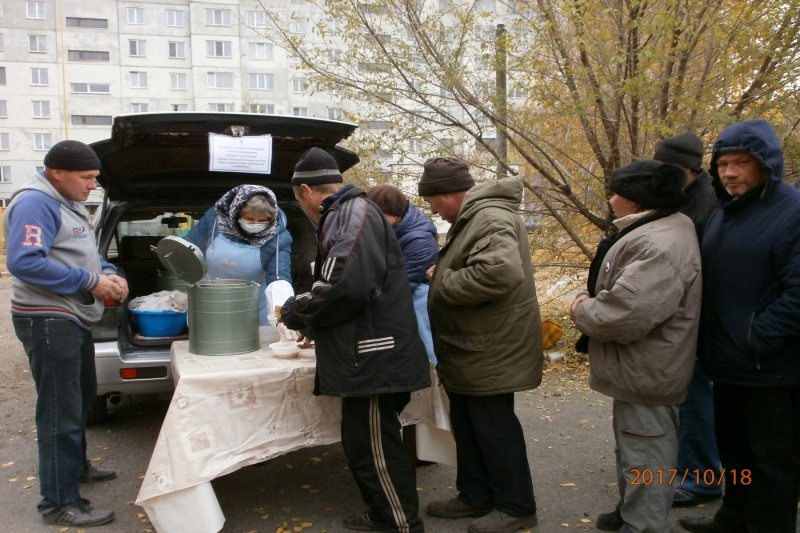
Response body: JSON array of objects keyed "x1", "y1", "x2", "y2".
[{"x1": 269, "y1": 341, "x2": 301, "y2": 359}]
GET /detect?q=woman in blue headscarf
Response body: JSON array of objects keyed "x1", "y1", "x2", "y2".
[{"x1": 184, "y1": 184, "x2": 292, "y2": 325}]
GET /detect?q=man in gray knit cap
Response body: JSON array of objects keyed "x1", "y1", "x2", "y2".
[
  {"x1": 419, "y1": 158, "x2": 543, "y2": 533},
  {"x1": 653, "y1": 132, "x2": 722, "y2": 509}
]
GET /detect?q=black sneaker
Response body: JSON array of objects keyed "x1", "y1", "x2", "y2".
[
  {"x1": 343, "y1": 512, "x2": 387, "y2": 532},
  {"x1": 42, "y1": 499, "x2": 115, "y2": 527},
  {"x1": 79, "y1": 461, "x2": 117, "y2": 483}
]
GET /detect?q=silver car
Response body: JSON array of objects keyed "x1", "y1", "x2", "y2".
[{"x1": 88, "y1": 112, "x2": 359, "y2": 423}]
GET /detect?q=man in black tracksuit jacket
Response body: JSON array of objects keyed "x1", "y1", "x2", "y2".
[{"x1": 282, "y1": 147, "x2": 431, "y2": 533}]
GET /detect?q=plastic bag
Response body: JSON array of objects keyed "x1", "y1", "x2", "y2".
[{"x1": 265, "y1": 280, "x2": 294, "y2": 326}]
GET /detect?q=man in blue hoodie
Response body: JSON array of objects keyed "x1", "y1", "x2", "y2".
[
  {"x1": 679, "y1": 120, "x2": 800, "y2": 533},
  {"x1": 3, "y1": 140, "x2": 127, "y2": 528}
]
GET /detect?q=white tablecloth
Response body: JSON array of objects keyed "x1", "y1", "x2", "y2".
[{"x1": 136, "y1": 340, "x2": 452, "y2": 533}]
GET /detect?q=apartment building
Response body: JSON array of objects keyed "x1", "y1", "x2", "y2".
[{"x1": 0, "y1": 0, "x2": 348, "y2": 206}]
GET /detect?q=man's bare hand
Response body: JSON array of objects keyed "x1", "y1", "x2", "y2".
[{"x1": 92, "y1": 274, "x2": 129, "y2": 302}]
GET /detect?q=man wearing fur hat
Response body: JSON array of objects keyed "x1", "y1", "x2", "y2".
[
  {"x1": 570, "y1": 160, "x2": 702, "y2": 533},
  {"x1": 679, "y1": 120, "x2": 800, "y2": 533},
  {"x1": 419, "y1": 158, "x2": 543, "y2": 533},
  {"x1": 652, "y1": 132, "x2": 722, "y2": 508},
  {"x1": 280, "y1": 147, "x2": 431, "y2": 533},
  {"x1": 3, "y1": 140, "x2": 126, "y2": 527}
]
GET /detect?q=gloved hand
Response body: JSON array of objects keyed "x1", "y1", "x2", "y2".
[{"x1": 276, "y1": 323, "x2": 300, "y2": 342}]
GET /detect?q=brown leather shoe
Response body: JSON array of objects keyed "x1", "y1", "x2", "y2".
[
  {"x1": 426, "y1": 497, "x2": 494, "y2": 518},
  {"x1": 467, "y1": 510, "x2": 538, "y2": 533}
]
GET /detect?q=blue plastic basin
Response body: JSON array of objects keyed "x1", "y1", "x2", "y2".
[{"x1": 130, "y1": 309, "x2": 188, "y2": 338}]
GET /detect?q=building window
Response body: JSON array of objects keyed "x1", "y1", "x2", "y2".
[
  {"x1": 131, "y1": 103, "x2": 149, "y2": 113},
  {"x1": 30, "y1": 67, "x2": 48, "y2": 86},
  {"x1": 129, "y1": 39, "x2": 146, "y2": 57},
  {"x1": 325, "y1": 17, "x2": 342, "y2": 34},
  {"x1": 409, "y1": 138, "x2": 422, "y2": 153},
  {"x1": 510, "y1": 85, "x2": 527, "y2": 98},
  {"x1": 248, "y1": 11, "x2": 267, "y2": 28},
  {"x1": 66, "y1": 17, "x2": 107, "y2": 29},
  {"x1": 0, "y1": 34, "x2": 4, "y2": 51},
  {"x1": 249, "y1": 73, "x2": 274, "y2": 90},
  {"x1": 0, "y1": 166, "x2": 10, "y2": 182},
  {"x1": 0, "y1": 133, "x2": 8, "y2": 150},
  {"x1": 166, "y1": 9, "x2": 184, "y2": 27},
  {"x1": 365, "y1": 120, "x2": 391, "y2": 130},
  {"x1": 208, "y1": 103, "x2": 233, "y2": 112},
  {"x1": 127, "y1": 7, "x2": 144, "y2": 24},
  {"x1": 0, "y1": 67, "x2": 5, "y2": 85},
  {"x1": 29, "y1": 35, "x2": 46, "y2": 53},
  {"x1": 32, "y1": 100, "x2": 49, "y2": 118},
  {"x1": 71, "y1": 115, "x2": 112, "y2": 125},
  {"x1": 68, "y1": 50, "x2": 110, "y2": 61},
  {"x1": 206, "y1": 40, "x2": 232, "y2": 58},
  {"x1": 26, "y1": 1, "x2": 45, "y2": 19},
  {"x1": 327, "y1": 108, "x2": 343, "y2": 120},
  {"x1": 70, "y1": 83, "x2": 110, "y2": 94},
  {"x1": 130, "y1": 71, "x2": 148, "y2": 88},
  {"x1": 168, "y1": 41, "x2": 186, "y2": 59},
  {"x1": 207, "y1": 72, "x2": 233, "y2": 89},
  {"x1": 205, "y1": 9, "x2": 230, "y2": 26},
  {"x1": 292, "y1": 107, "x2": 308, "y2": 117},
  {"x1": 292, "y1": 77, "x2": 308, "y2": 93},
  {"x1": 170, "y1": 72, "x2": 187, "y2": 90},
  {"x1": 171, "y1": 104, "x2": 188, "y2": 112},
  {"x1": 249, "y1": 103, "x2": 274, "y2": 114},
  {"x1": 477, "y1": 0, "x2": 496, "y2": 12},
  {"x1": 290, "y1": 17, "x2": 306, "y2": 34},
  {"x1": 248, "y1": 42, "x2": 273, "y2": 60},
  {"x1": 0, "y1": 100, "x2": 6, "y2": 117},
  {"x1": 326, "y1": 50, "x2": 342, "y2": 63},
  {"x1": 290, "y1": 53, "x2": 302, "y2": 65},
  {"x1": 33, "y1": 133, "x2": 51, "y2": 150}
]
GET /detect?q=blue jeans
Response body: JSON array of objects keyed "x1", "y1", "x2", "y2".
[
  {"x1": 677, "y1": 362, "x2": 722, "y2": 495},
  {"x1": 13, "y1": 317, "x2": 96, "y2": 513}
]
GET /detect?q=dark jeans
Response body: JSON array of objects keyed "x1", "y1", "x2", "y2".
[
  {"x1": 713, "y1": 383, "x2": 800, "y2": 532},
  {"x1": 341, "y1": 393, "x2": 424, "y2": 533},
  {"x1": 677, "y1": 363, "x2": 721, "y2": 495},
  {"x1": 447, "y1": 391, "x2": 536, "y2": 517},
  {"x1": 13, "y1": 317, "x2": 96, "y2": 514}
]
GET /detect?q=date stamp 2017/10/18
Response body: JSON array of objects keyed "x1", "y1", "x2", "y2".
[{"x1": 630, "y1": 469, "x2": 751, "y2": 486}]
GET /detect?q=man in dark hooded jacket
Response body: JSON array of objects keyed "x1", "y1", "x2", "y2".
[{"x1": 679, "y1": 120, "x2": 800, "y2": 533}]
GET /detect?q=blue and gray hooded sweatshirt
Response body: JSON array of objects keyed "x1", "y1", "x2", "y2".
[
  {"x1": 3, "y1": 172, "x2": 116, "y2": 329},
  {"x1": 700, "y1": 120, "x2": 800, "y2": 386}
]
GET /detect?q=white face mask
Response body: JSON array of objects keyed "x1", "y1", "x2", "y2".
[{"x1": 239, "y1": 219, "x2": 269, "y2": 234}]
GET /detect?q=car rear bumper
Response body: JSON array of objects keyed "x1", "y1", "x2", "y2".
[{"x1": 94, "y1": 341, "x2": 176, "y2": 397}]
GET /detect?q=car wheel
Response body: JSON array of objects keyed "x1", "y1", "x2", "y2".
[{"x1": 87, "y1": 395, "x2": 109, "y2": 426}]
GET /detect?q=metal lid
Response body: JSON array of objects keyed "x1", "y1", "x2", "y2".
[{"x1": 154, "y1": 236, "x2": 207, "y2": 284}]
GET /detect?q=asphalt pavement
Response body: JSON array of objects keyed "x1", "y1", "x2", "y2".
[{"x1": 0, "y1": 275, "x2": 739, "y2": 532}]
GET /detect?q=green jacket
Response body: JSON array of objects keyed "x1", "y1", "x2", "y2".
[{"x1": 428, "y1": 177, "x2": 543, "y2": 395}]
